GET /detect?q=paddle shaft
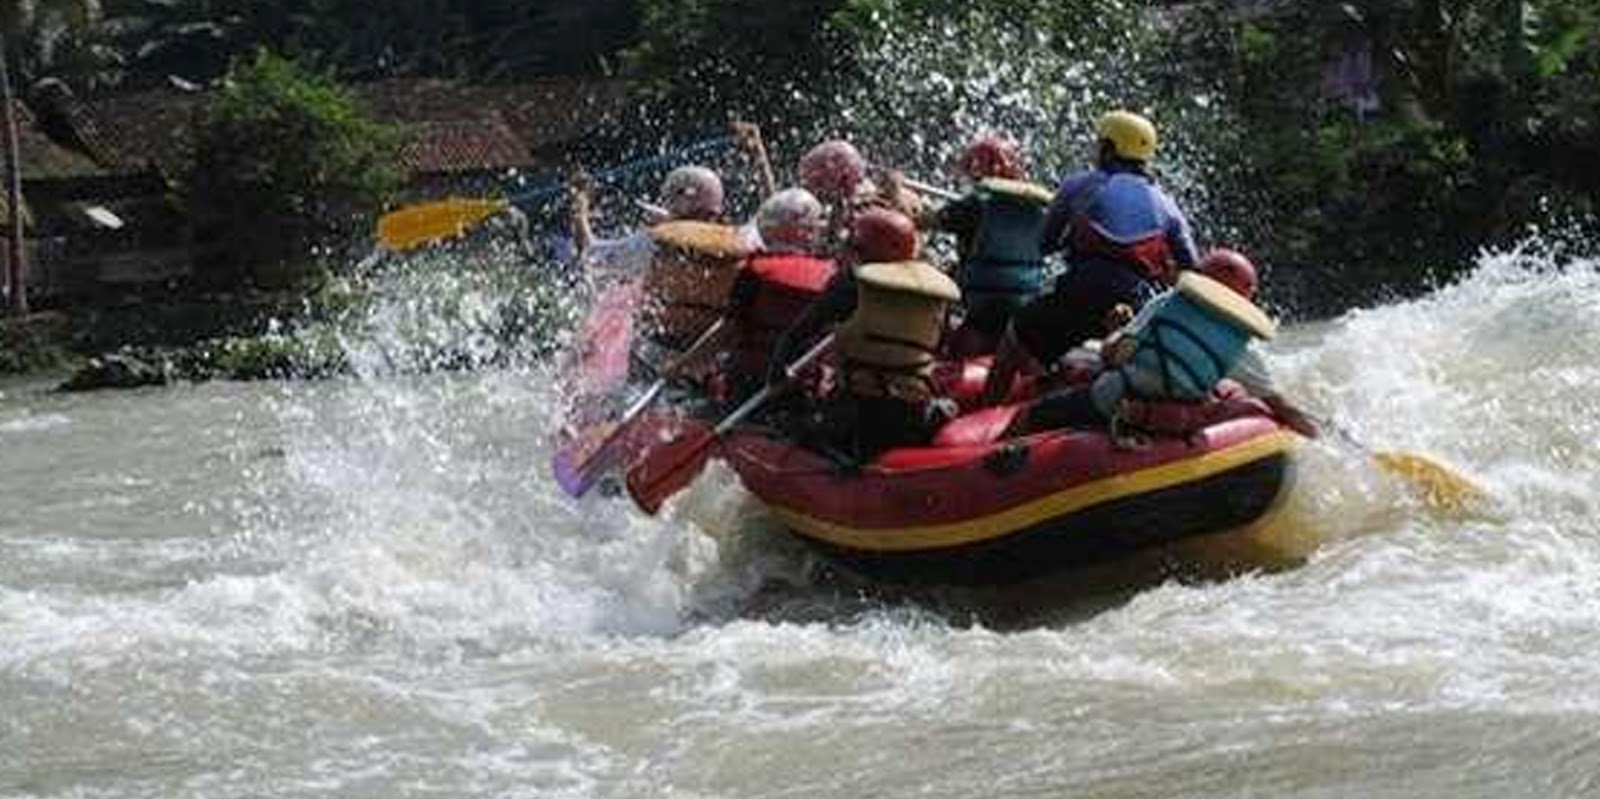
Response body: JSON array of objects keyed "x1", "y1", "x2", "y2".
[
  {"x1": 901, "y1": 176, "x2": 961, "y2": 201},
  {"x1": 562, "y1": 317, "x2": 729, "y2": 493},
  {"x1": 378, "y1": 135, "x2": 736, "y2": 251},
  {"x1": 622, "y1": 319, "x2": 727, "y2": 415},
  {"x1": 713, "y1": 332, "x2": 834, "y2": 436},
  {"x1": 624, "y1": 332, "x2": 835, "y2": 513}
]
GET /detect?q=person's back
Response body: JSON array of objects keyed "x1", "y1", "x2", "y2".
[
  {"x1": 1006, "y1": 249, "x2": 1320, "y2": 440},
  {"x1": 930, "y1": 135, "x2": 1054, "y2": 355},
  {"x1": 726, "y1": 189, "x2": 837, "y2": 398},
  {"x1": 1050, "y1": 167, "x2": 1193, "y2": 284},
  {"x1": 765, "y1": 208, "x2": 921, "y2": 385},
  {"x1": 831, "y1": 260, "x2": 961, "y2": 461},
  {"x1": 983, "y1": 109, "x2": 1197, "y2": 404},
  {"x1": 637, "y1": 221, "x2": 751, "y2": 352}
]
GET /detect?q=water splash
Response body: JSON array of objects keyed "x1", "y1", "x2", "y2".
[{"x1": 827, "y1": 0, "x2": 1240, "y2": 241}]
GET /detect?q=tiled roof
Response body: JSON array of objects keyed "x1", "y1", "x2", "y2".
[
  {"x1": 352, "y1": 77, "x2": 632, "y2": 154},
  {"x1": 66, "y1": 77, "x2": 634, "y2": 182},
  {"x1": 395, "y1": 112, "x2": 535, "y2": 175},
  {"x1": 82, "y1": 90, "x2": 205, "y2": 176}
]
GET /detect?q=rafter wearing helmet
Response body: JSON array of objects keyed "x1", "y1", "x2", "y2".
[
  {"x1": 1006, "y1": 248, "x2": 1320, "y2": 440},
  {"x1": 918, "y1": 134, "x2": 1055, "y2": 357},
  {"x1": 763, "y1": 207, "x2": 921, "y2": 388},
  {"x1": 714, "y1": 188, "x2": 839, "y2": 402},
  {"x1": 984, "y1": 109, "x2": 1202, "y2": 405}
]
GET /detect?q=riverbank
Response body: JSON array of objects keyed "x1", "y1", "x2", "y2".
[{"x1": 1, "y1": 290, "x2": 324, "y2": 387}]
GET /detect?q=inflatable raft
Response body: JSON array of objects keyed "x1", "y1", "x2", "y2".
[{"x1": 720, "y1": 401, "x2": 1299, "y2": 584}]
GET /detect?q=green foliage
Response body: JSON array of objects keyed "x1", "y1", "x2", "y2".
[
  {"x1": 622, "y1": 0, "x2": 851, "y2": 143},
  {"x1": 0, "y1": 0, "x2": 104, "y2": 85},
  {"x1": 0, "y1": 312, "x2": 73, "y2": 374},
  {"x1": 94, "y1": 0, "x2": 636, "y2": 89},
  {"x1": 1169, "y1": 0, "x2": 1600, "y2": 313},
  {"x1": 185, "y1": 50, "x2": 399, "y2": 288}
]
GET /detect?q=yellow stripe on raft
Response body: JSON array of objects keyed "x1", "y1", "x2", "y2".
[{"x1": 767, "y1": 431, "x2": 1300, "y2": 552}]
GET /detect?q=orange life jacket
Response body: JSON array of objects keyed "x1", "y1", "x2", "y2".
[{"x1": 638, "y1": 222, "x2": 751, "y2": 350}]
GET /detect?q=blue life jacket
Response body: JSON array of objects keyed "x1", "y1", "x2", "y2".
[
  {"x1": 1120, "y1": 288, "x2": 1256, "y2": 402},
  {"x1": 961, "y1": 179, "x2": 1053, "y2": 298},
  {"x1": 1060, "y1": 169, "x2": 1189, "y2": 284}
]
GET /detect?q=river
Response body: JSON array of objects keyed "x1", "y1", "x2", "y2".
[{"x1": 2, "y1": 251, "x2": 1598, "y2": 797}]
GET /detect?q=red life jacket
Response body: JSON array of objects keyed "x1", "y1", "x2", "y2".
[
  {"x1": 1065, "y1": 171, "x2": 1179, "y2": 286},
  {"x1": 729, "y1": 252, "x2": 836, "y2": 381},
  {"x1": 1069, "y1": 216, "x2": 1177, "y2": 285}
]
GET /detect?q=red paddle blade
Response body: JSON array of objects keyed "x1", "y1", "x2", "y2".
[{"x1": 625, "y1": 427, "x2": 717, "y2": 515}]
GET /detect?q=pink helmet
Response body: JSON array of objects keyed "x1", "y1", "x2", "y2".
[
  {"x1": 659, "y1": 165, "x2": 724, "y2": 220},
  {"x1": 756, "y1": 188, "x2": 825, "y2": 251},
  {"x1": 958, "y1": 134, "x2": 1025, "y2": 180},
  {"x1": 1198, "y1": 248, "x2": 1259, "y2": 300},
  {"x1": 798, "y1": 139, "x2": 867, "y2": 202},
  {"x1": 850, "y1": 208, "x2": 919, "y2": 263}
]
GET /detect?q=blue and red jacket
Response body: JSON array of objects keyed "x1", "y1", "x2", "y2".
[{"x1": 1041, "y1": 165, "x2": 1199, "y2": 285}]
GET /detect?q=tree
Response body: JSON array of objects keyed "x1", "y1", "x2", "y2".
[
  {"x1": 186, "y1": 50, "x2": 399, "y2": 288},
  {"x1": 623, "y1": 0, "x2": 853, "y2": 148},
  {"x1": 96, "y1": 0, "x2": 640, "y2": 89},
  {"x1": 1, "y1": 0, "x2": 101, "y2": 316}
]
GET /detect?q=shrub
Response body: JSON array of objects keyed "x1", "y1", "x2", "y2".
[{"x1": 186, "y1": 50, "x2": 400, "y2": 289}]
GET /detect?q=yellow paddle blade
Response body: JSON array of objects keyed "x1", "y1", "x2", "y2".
[
  {"x1": 377, "y1": 198, "x2": 508, "y2": 251},
  {"x1": 1373, "y1": 451, "x2": 1488, "y2": 511}
]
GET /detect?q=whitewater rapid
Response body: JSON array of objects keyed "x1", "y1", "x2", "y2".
[{"x1": 2, "y1": 251, "x2": 1598, "y2": 797}]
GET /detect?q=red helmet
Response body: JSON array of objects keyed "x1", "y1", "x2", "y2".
[
  {"x1": 1198, "y1": 248, "x2": 1259, "y2": 300},
  {"x1": 850, "y1": 208, "x2": 919, "y2": 263},
  {"x1": 799, "y1": 140, "x2": 867, "y2": 201},
  {"x1": 958, "y1": 134, "x2": 1025, "y2": 180}
]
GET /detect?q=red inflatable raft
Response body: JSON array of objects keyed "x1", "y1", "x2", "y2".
[{"x1": 719, "y1": 401, "x2": 1299, "y2": 584}]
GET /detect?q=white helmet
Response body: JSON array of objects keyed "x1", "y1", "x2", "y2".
[
  {"x1": 756, "y1": 188, "x2": 824, "y2": 251},
  {"x1": 659, "y1": 165, "x2": 724, "y2": 220}
]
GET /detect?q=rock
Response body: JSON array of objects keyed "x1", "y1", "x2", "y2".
[{"x1": 58, "y1": 348, "x2": 173, "y2": 392}]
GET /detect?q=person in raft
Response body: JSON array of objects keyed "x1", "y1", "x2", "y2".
[
  {"x1": 983, "y1": 109, "x2": 1200, "y2": 404},
  {"x1": 797, "y1": 138, "x2": 925, "y2": 256},
  {"x1": 1007, "y1": 248, "x2": 1320, "y2": 439},
  {"x1": 763, "y1": 207, "x2": 922, "y2": 386},
  {"x1": 918, "y1": 134, "x2": 1055, "y2": 356},
  {"x1": 569, "y1": 164, "x2": 728, "y2": 287},
  {"x1": 567, "y1": 120, "x2": 776, "y2": 284},
  {"x1": 711, "y1": 188, "x2": 838, "y2": 402},
  {"x1": 829, "y1": 259, "x2": 963, "y2": 461},
  {"x1": 568, "y1": 159, "x2": 757, "y2": 387}
]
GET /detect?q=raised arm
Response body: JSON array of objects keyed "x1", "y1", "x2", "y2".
[
  {"x1": 732, "y1": 121, "x2": 778, "y2": 199},
  {"x1": 568, "y1": 171, "x2": 596, "y2": 261}
]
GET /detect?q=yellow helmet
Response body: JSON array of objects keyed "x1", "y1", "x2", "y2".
[{"x1": 1096, "y1": 110, "x2": 1158, "y2": 162}]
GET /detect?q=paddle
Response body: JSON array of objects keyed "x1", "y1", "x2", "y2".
[
  {"x1": 900, "y1": 176, "x2": 961, "y2": 202},
  {"x1": 625, "y1": 333, "x2": 835, "y2": 515},
  {"x1": 377, "y1": 198, "x2": 509, "y2": 252},
  {"x1": 376, "y1": 135, "x2": 737, "y2": 253},
  {"x1": 552, "y1": 318, "x2": 729, "y2": 497},
  {"x1": 1320, "y1": 417, "x2": 1487, "y2": 512}
]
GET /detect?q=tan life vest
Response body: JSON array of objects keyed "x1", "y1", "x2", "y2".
[
  {"x1": 835, "y1": 261, "x2": 961, "y2": 402},
  {"x1": 639, "y1": 221, "x2": 752, "y2": 350}
]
